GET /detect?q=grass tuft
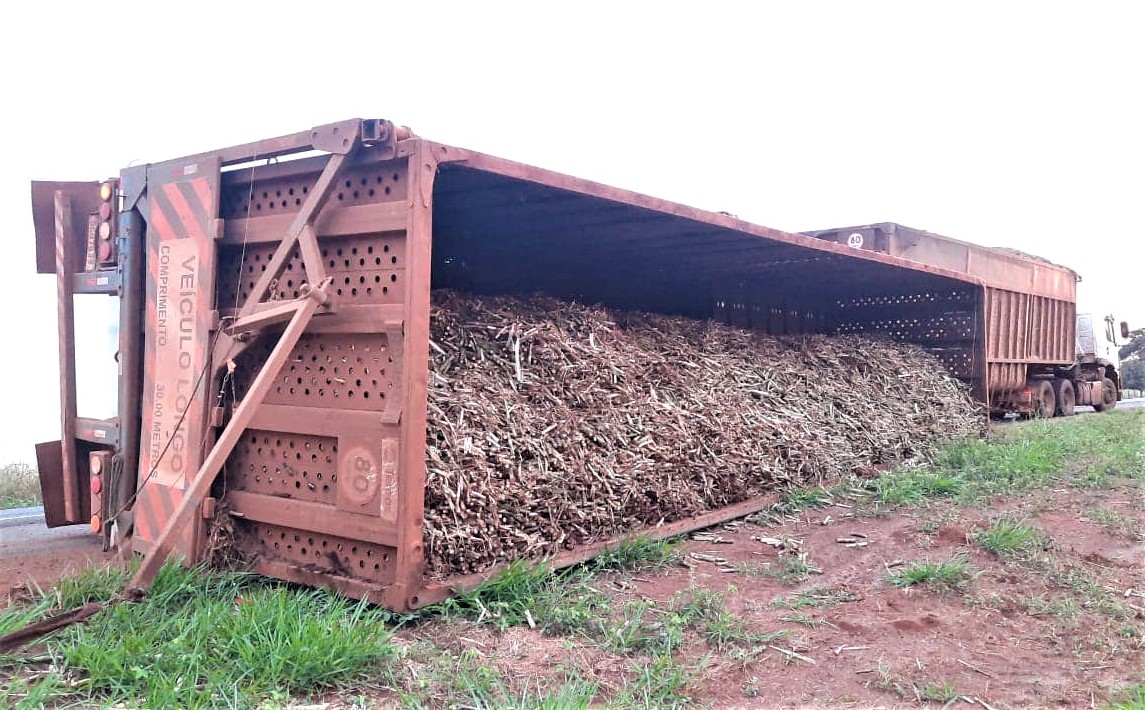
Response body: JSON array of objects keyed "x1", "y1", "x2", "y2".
[
  {"x1": 1105, "y1": 684, "x2": 1145, "y2": 710},
  {"x1": 590, "y1": 536, "x2": 679, "y2": 573},
  {"x1": 771, "y1": 586, "x2": 859, "y2": 610},
  {"x1": 0, "y1": 463, "x2": 40, "y2": 510},
  {"x1": 774, "y1": 486, "x2": 834, "y2": 515},
  {"x1": 436, "y1": 537, "x2": 680, "y2": 634},
  {"x1": 972, "y1": 517, "x2": 1041, "y2": 558},
  {"x1": 888, "y1": 555, "x2": 974, "y2": 591}
]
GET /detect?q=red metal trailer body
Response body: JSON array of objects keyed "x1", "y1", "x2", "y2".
[{"x1": 32, "y1": 121, "x2": 1072, "y2": 609}]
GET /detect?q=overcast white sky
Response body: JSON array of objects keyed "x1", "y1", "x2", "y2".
[{"x1": 1, "y1": 1, "x2": 1142, "y2": 463}]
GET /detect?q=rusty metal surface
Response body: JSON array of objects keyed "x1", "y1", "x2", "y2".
[
  {"x1": 35, "y1": 440, "x2": 67, "y2": 528},
  {"x1": 803, "y1": 223, "x2": 1077, "y2": 301},
  {"x1": 45, "y1": 120, "x2": 1091, "y2": 610},
  {"x1": 211, "y1": 149, "x2": 415, "y2": 606},
  {"x1": 0, "y1": 602, "x2": 109, "y2": 654},
  {"x1": 805, "y1": 223, "x2": 1077, "y2": 411},
  {"x1": 35, "y1": 439, "x2": 94, "y2": 528},
  {"x1": 131, "y1": 155, "x2": 222, "y2": 563},
  {"x1": 31, "y1": 181, "x2": 99, "y2": 274},
  {"x1": 53, "y1": 191, "x2": 80, "y2": 523},
  {"x1": 107, "y1": 190, "x2": 145, "y2": 547}
]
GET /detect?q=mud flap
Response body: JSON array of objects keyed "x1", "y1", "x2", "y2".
[{"x1": 35, "y1": 439, "x2": 93, "y2": 528}]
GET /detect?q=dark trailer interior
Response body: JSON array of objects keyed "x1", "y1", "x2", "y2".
[{"x1": 430, "y1": 161, "x2": 986, "y2": 402}]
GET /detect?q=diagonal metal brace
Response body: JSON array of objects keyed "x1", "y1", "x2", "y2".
[
  {"x1": 239, "y1": 132, "x2": 361, "y2": 317},
  {"x1": 128, "y1": 282, "x2": 331, "y2": 593}
]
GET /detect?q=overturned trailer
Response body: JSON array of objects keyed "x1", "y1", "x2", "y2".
[{"x1": 31, "y1": 120, "x2": 1059, "y2": 610}]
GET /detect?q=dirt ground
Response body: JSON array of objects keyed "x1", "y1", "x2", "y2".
[
  {"x1": 388, "y1": 480, "x2": 1145, "y2": 709},
  {"x1": 660, "y1": 485, "x2": 1144, "y2": 708},
  {"x1": 1, "y1": 531, "x2": 114, "y2": 603},
  {"x1": 4, "y1": 474, "x2": 1143, "y2": 708}
]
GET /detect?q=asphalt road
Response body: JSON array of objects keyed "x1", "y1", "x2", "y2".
[
  {"x1": 1075, "y1": 396, "x2": 1145, "y2": 413},
  {"x1": 0, "y1": 506, "x2": 101, "y2": 558}
]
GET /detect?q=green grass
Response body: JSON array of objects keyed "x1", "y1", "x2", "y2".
[
  {"x1": 973, "y1": 517, "x2": 1042, "y2": 558},
  {"x1": 669, "y1": 586, "x2": 785, "y2": 654},
  {"x1": 418, "y1": 554, "x2": 727, "y2": 708},
  {"x1": 1023, "y1": 594, "x2": 1080, "y2": 624},
  {"x1": 0, "y1": 463, "x2": 40, "y2": 509},
  {"x1": 919, "y1": 680, "x2": 961, "y2": 704},
  {"x1": 617, "y1": 653, "x2": 695, "y2": 709},
  {"x1": 399, "y1": 646, "x2": 601, "y2": 710},
  {"x1": 1106, "y1": 684, "x2": 1145, "y2": 709},
  {"x1": 591, "y1": 536, "x2": 679, "y2": 573},
  {"x1": 774, "y1": 485, "x2": 834, "y2": 515},
  {"x1": 870, "y1": 411, "x2": 1145, "y2": 508},
  {"x1": 1, "y1": 563, "x2": 395, "y2": 708},
  {"x1": 778, "y1": 613, "x2": 824, "y2": 628},
  {"x1": 435, "y1": 536, "x2": 679, "y2": 634},
  {"x1": 887, "y1": 555, "x2": 974, "y2": 591},
  {"x1": 440, "y1": 563, "x2": 776, "y2": 662}
]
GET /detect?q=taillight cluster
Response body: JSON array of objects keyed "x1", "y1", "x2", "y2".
[
  {"x1": 89, "y1": 450, "x2": 112, "y2": 533},
  {"x1": 98, "y1": 181, "x2": 117, "y2": 266}
]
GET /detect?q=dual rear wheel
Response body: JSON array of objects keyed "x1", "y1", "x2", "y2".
[
  {"x1": 1051, "y1": 378, "x2": 1076, "y2": 417},
  {"x1": 1026, "y1": 378, "x2": 1076, "y2": 419}
]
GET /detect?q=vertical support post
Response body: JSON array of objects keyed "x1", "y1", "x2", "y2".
[
  {"x1": 389, "y1": 142, "x2": 437, "y2": 610},
  {"x1": 53, "y1": 190, "x2": 80, "y2": 523},
  {"x1": 116, "y1": 208, "x2": 145, "y2": 516},
  {"x1": 975, "y1": 285, "x2": 990, "y2": 411}
]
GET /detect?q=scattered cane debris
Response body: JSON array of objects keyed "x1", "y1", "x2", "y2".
[{"x1": 423, "y1": 292, "x2": 982, "y2": 576}]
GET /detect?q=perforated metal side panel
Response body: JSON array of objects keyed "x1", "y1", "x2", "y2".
[
  {"x1": 232, "y1": 333, "x2": 398, "y2": 413},
  {"x1": 241, "y1": 521, "x2": 395, "y2": 583},
  {"x1": 834, "y1": 288, "x2": 979, "y2": 381},
  {"x1": 219, "y1": 157, "x2": 408, "y2": 584},
  {"x1": 230, "y1": 431, "x2": 339, "y2": 504}
]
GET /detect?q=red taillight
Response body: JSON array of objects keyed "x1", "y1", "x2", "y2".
[{"x1": 89, "y1": 451, "x2": 110, "y2": 535}]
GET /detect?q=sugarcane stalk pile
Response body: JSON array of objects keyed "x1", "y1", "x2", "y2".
[{"x1": 424, "y1": 292, "x2": 982, "y2": 578}]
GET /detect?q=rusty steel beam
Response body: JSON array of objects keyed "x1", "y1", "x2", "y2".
[
  {"x1": 212, "y1": 119, "x2": 399, "y2": 167},
  {"x1": 387, "y1": 142, "x2": 436, "y2": 611},
  {"x1": 226, "y1": 490, "x2": 398, "y2": 547},
  {"x1": 220, "y1": 202, "x2": 406, "y2": 245},
  {"x1": 53, "y1": 191, "x2": 80, "y2": 523}
]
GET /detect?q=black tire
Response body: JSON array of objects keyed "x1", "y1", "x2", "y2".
[
  {"x1": 1093, "y1": 377, "x2": 1118, "y2": 412},
  {"x1": 1030, "y1": 380, "x2": 1056, "y2": 419},
  {"x1": 1052, "y1": 378, "x2": 1075, "y2": 417}
]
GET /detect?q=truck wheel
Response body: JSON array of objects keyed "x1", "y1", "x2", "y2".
[
  {"x1": 1092, "y1": 377, "x2": 1118, "y2": 412},
  {"x1": 1030, "y1": 380, "x2": 1056, "y2": 419},
  {"x1": 1051, "y1": 379, "x2": 1075, "y2": 417}
]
